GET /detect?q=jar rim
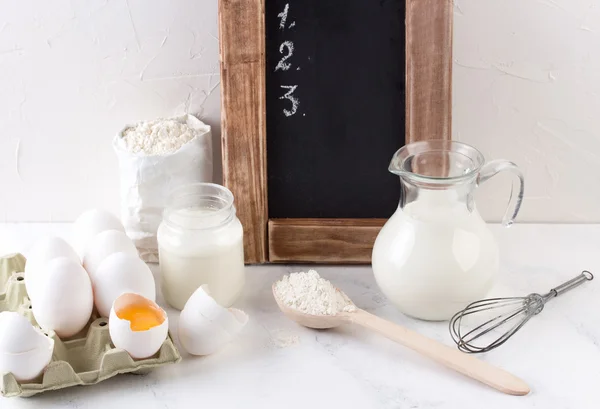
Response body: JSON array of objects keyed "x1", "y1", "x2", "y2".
[{"x1": 164, "y1": 183, "x2": 236, "y2": 230}]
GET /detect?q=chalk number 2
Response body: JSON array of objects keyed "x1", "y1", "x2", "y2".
[{"x1": 275, "y1": 41, "x2": 294, "y2": 72}]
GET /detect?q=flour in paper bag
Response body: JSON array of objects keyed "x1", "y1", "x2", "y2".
[
  {"x1": 121, "y1": 119, "x2": 198, "y2": 155},
  {"x1": 113, "y1": 114, "x2": 212, "y2": 262}
]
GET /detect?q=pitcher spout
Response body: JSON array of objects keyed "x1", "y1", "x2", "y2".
[{"x1": 388, "y1": 149, "x2": 405, "y2": 177}]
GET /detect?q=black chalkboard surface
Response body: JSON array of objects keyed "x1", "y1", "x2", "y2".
[
  {"x1": 220, "y1": 0, "x2": 450, "y2": 262},
  {"x1": 266, "y1": 0, "x2": 406, "y2": 219}
]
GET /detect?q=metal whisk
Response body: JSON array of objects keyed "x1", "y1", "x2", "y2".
[{"x1": 450, "y1": 271, "x2": 594, "y2": 353}]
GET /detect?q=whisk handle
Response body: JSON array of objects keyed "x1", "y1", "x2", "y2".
[
  {"x1": 550, "y1": 271, "x2": 594, "y2": 297},
  {"x1": 349, "y1": 309, "x2": 530, "y2": 396}
]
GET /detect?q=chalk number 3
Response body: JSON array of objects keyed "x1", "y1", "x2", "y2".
[{"x1": 279, "y1": 85, "x2": 298, "y2": 117}]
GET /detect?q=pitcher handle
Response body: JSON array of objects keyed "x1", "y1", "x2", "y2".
[{"x1": 477, "y1": 160, "x2": 525, "y2": 227}]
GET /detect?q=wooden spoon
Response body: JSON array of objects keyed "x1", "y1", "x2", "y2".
[{"x1": 272, "y1": 284, "x2": 530, "y2": 396}]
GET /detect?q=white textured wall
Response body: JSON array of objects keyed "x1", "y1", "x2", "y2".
[
  {"x1": 455, "y1": 0, "x2": 600, "y2": 222},
  {"x1": 0, "y1": 0, "x2": 221, "y2": 221},
  {"x1": 1, "y1": 0, "x2": 599, "y2": 222}
]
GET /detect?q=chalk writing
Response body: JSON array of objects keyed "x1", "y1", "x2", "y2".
[
  {"x1": 280, "y1": 85, "x2": 299, "y2": 117},
  {"x1": 276, "y1": 4, "x2": 299, "y2": 117},
  {"x1": 275, "y1": 41, "x2": 294, "y2": 72},
  {"x1": 277, "y1": 4, "x2": 289, "y2": 30}
]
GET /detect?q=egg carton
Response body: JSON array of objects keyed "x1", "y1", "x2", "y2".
[{"x1": 0, "y1": 253, "x2": 182, "y2": 398}]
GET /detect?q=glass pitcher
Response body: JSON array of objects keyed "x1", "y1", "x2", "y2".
[{"x1": 372, "y1": 140, "x2": 524, "y2": 321}]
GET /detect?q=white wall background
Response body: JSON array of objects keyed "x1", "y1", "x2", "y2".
[
  {"x1": 0, "y1": 0, "x2": 221, "y2": 221},
  {"x1": 0, "y1": 0, "x2": 599, "y2": 222},
  {"x1": 455, "y1": 0, "x2": 600, "y2": 222}
]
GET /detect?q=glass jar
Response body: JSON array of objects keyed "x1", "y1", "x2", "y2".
[{"x1": 157, "y1": 183, "x2": 245, "y2": 310}]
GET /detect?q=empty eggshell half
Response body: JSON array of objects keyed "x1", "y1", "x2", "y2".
[
  {"x1": 82, "y1": 230, "x2": 138, "y2": 281},
  {"x1": 109, "y1": 293, "x2": 168, "y2": 359},
  {"x1": 0, "y1": 312, "x2": 54, "y2": 382},
  {"x1": 178, "y1": 315, "x2": 232, "y2": 356},
  {"x1": 178, "y1": 285, "x2": 249, "y2": 356}
]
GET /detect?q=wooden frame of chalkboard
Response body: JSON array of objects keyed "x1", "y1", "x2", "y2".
[{"x1": 219, "y1": 0, "x2": 453, "y2": 264}]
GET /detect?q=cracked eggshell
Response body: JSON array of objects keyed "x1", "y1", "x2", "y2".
[
  {"x1": 0, "y1": 312, "x2": 54, "y2": 382},
  {"x1": 31, "y1": 257, "x2": 94, "y2": 338},
  {"x1": 83, "y1": 230, "x2": 138, "y2": 281},
  {"x1": 109, "y1": 293, "x2": 168, "y2": 359},
  {"x1": 178, "y1": 285, "x2": 248, "y2": 356},
  {"x1": 24, "y1": 237, "x2": 80, "y2": 301},
  {"x1": 72, "y1": 209, "x2": 125, "y2": 259},
  {"x1": 93, "y1": 252, "x2": 156, "y2": 318}
]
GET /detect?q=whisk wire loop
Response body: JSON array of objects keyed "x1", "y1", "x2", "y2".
[{"x1": 449, "y1": 271, "x2": 593, "y2": 353}]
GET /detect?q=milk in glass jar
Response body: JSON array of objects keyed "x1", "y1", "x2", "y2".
[{"x1": 158, "y1": 183, "x2": 245, "y2": 310}]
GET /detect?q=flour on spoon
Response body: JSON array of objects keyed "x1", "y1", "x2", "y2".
[{"x1": 274, "y1": 270, "x2": 356, "y2": 316}]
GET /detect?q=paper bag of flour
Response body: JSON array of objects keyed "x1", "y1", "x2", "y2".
[{"x1": 113, "y1": 114, "x2": 213, "y2": 262}]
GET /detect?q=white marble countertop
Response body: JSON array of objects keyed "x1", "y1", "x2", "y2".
[{"x1": 1, "y1": 223, "x2": 600, "y2": 409}]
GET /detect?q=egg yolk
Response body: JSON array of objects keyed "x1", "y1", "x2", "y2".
[{"x1": 117, "y1": 304, "x2": 164, "y2": 331}]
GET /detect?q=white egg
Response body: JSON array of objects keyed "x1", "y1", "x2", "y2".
[
  {"x1": 178, "y1": 285, "x2": 248, "y2": 356},
  {"x1": 82, "y1": 230, "x2": 138, "y2": 281},
  {"x1": 72, "y1": 209, "x2": 125, "y2": 259},
  {"x1": 24, "y1": 237, "x2": 79, "y2": 301},
  {"x1": 31, "y1": 257, "x2": 94, "y2": 338},
  {"x1": 93, "y1": 252, "x2": 156, "y2": 318},
  {"x1": 109, "y1": 293, "x2": 168, "y2": 359},
  {"x1": 0, "y1": 312, "x2": 54, "y2": 382}
]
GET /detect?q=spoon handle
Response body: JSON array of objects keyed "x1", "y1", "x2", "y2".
[{"x1": 349, "y1": 309, "x2": 530, "y2": 396}]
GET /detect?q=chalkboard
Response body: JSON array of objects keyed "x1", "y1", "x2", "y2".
[
  {"x1": 266, "y1": 1, "x2": 406, "y2": 219},
  {"x1": 219, "y1": 0, "x2": 452, "y2": 263}
]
